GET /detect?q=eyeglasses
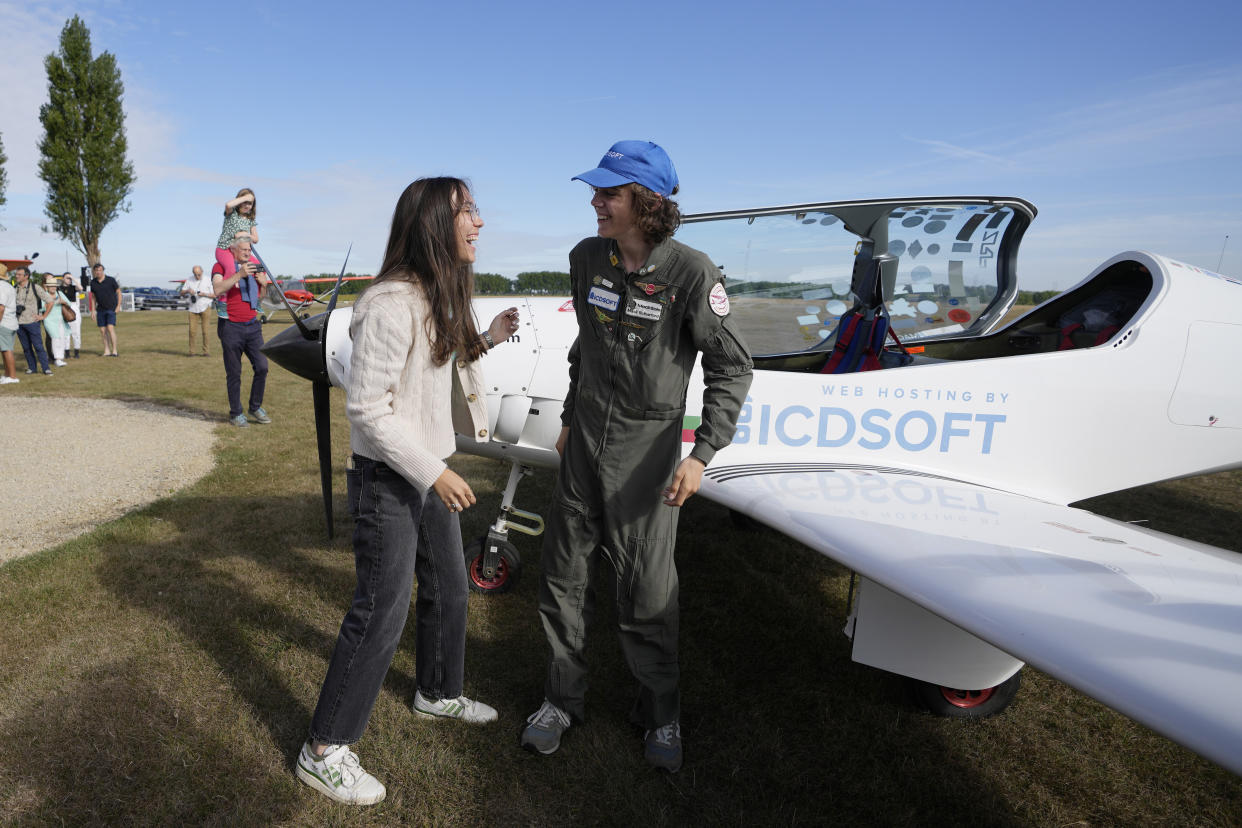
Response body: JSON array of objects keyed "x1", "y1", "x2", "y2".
[{"x1": 459, "y1": 203, "x2": 482, "y2": 220}]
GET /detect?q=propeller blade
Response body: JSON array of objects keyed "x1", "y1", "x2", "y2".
[
  {"x1": 248, "y1": 245, "x2": 316, "y2": 340},
  {"x1": 312, "y1": 380, "x2": 334, "y2": 539},
  {"x1": 324, "y1": 243, "x2": 353, "y2": 315}
]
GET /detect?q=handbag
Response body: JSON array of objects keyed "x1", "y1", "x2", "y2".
[{"x1": 61, "y1": 299, "x2": 77, "y2": 323}]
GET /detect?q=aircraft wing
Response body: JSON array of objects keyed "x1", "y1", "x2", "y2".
[{"x1": 698, "y1": 463, "x2": 1242, "y2": 775}]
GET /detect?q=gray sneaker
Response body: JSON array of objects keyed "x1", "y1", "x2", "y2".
[
  {"x1": 295, "y1": 742, "x2": 386, "y2": 805},
  {"x1": 230, "y1": 414, "x2": 249, "y2": 427},
  {"x1": 412, "y1": 691, "x2": 497, "y2": 724},
  {"x1": 521, "y1": 699, "x2": 571, "y2": 755},
  {"x1": 248, "y1": 406, "x2": 272, "y2": 424},
  {"x1": 644, "y1": 721, "x2": 682, "y2": 773}
]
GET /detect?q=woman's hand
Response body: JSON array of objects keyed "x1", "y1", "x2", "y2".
[
  {"x1": 487, "y1": 307, "x2": 520, "y2": 345},
  {"x1": 432, "y1": 468, "x2": 476, "y2": 514}
]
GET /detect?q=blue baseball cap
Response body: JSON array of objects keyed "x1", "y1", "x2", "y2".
[{"x1": 572, "y1": 140, "x2": 679, "y2": 198}]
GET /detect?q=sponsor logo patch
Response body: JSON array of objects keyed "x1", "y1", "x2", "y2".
[
  {"x1": 588, "y1": 286, "x2": 620, "y2": 312},
  {"x1": 709, "y1": 282, "x2": 730, "y2": 317}
]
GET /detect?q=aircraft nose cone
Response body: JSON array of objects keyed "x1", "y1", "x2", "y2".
[{"x1": 261, "y1": 312, "x2": 328, "y2": 382}]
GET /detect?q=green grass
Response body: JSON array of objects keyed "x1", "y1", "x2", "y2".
[{"x1": 1, "y1": 311, "x2": 1240, "y2": 826}]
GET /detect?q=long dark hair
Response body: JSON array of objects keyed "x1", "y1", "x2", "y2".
[{"x1": 374, "y1": 177, "x2": 483, "y2": 365}]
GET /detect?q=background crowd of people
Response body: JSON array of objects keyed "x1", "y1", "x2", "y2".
[
  {"x1": 0, "y1": 263, "x2": 93, "y2": 384},
  {"x1": 0, "y1": 187, "x2": 271, "y2": 432}
]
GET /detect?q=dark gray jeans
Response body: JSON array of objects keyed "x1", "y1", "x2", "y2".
[
  {"x1": 308, "y1": 455, "x2": 468, "y2": 746},
  {"x1": 219, "y1": 318, "x2": 267, "y2": 418}
]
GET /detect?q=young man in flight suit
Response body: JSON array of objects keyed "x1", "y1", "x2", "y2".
[{"x1": 521, "y1": 141, "x2": 753, "y2": 772}]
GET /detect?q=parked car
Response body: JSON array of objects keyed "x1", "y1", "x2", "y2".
[{"x1": 132, "y1": 286, "x2": 190, "y2": 311}]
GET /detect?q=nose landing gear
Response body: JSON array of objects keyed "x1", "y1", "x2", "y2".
[{"x1": 464, "y1": 462, "x2": 544, "y2": 594}]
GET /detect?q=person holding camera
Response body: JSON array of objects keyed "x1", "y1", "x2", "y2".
[
  {"x1": 180, "y1": 264, "x2": 216, "y2": 357},
  {"x1": 211, "y1": 236, "x2": 272, "y2": 427},
  {"x1": 12, "y1": 266, "x2": 54, "y2": 375}
]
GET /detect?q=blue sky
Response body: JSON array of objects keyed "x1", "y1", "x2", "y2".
[{"x1": 1, "y1": 0, "x2": 1240, "y2": 289}]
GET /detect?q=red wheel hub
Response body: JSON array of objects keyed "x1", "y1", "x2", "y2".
[
  {"x1": 938, "y1": 686, "x2": 996, "y2": 708},
  {"x1": 468, "y1": 554, "x2": 510, "y2": 590}
]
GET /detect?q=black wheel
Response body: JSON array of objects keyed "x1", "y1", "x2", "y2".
[
  {"x1": 300, "y1": 312, "x2": 310, "y2": 319},
  {"x1": 464, "y1": 536, "x2": 520, "y2": 594},
  {"x1": 260, "y1": 315, "x2": 269, "y2": 324},
  {"x1": 911, "y1": 670, "x2": 1021, "y2": 719}
]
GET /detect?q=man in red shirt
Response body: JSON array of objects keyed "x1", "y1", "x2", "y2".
[{"x1": 211, "y1": 237, "x2": 273, "y2": 427}]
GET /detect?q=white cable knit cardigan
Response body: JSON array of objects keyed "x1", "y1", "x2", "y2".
[{"x1": 346, "y1": 279, "x2": 489, "y2": 492}]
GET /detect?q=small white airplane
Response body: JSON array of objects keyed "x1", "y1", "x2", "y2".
[{"x1": 263, "y1": 196, "x2": 1242, "y2": 776}]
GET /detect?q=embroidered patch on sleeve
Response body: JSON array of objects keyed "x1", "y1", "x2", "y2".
[{"x1": 708, "y1": 282, "x2": 730, "y2": 317}]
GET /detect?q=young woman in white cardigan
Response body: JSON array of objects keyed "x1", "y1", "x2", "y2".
[{"x1": 297, "y1": 177, "x2": 520, "y2": 806}]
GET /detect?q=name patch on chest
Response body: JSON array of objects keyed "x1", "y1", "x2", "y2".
[
  {"x1": 626, "y1": 297, "x2": 663, "y2": 321},
  {"x1": 587, "y1": 286, "x2": 620, "y2": 312}
]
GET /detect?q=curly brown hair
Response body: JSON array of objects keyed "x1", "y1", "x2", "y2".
[{"x1": 627, "y1": 183, "x2": 682, "y2": 245}]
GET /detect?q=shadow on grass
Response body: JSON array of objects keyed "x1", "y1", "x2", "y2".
[
  {"x1": 2, "y1": 658, "x2": 304, "y2": 826},
  {"x1": 68, "y1": 475, "x2": 1030, "y2": 825},
  {"x1": 92, "y1": 496, "x2": 357, "y2": 755},
  {"x1": 1076, "y1": 474, "x2": 1242, "y2": 555}
]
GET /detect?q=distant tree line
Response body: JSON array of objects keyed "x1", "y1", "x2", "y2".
[
  {"x1": 1017, "y1": 289, "x2": 1061, "y2": 305},
  {"x1": 256, "y1": 277, "x2": 1065, "y2": 308},
  {"x1": 274, "y1": 271, "x2": 573, "y2": 296}
]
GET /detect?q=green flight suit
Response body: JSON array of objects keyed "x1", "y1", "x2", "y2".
[{"x1": 538, "y1": 235, "x2": 754, "y2": 729}]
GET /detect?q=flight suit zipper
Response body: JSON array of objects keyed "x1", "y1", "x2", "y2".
[{"x1": 593, "y1": 272, "x2": 630, "y2": 469}]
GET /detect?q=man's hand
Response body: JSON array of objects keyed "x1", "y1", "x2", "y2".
[
  {"x1": 555, "y1": 426, "x2": 569, "y2": 457},
  {"x1": 663, "y1": 456, "x2": 706, "y2": 507}
]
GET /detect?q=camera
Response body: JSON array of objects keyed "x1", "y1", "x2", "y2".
[{"x1": 15, "y1": 304, "x2": 25, "y2": 316}]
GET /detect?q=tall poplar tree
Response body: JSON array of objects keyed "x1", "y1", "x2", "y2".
[{"x1": 37, "y1": 15, "x2": 135, "y2": 266}]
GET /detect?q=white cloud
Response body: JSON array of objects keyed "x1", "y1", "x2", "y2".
[{"x1": 0, "y1": 2, "x2": 65, "y2": 194}]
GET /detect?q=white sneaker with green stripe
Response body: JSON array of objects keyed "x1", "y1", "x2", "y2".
[
  {"x1": 295, "y1": 742, "x2": 386, "y2": 805},
  {"x1": 412, "y1": 690, "x2": 498, "y2": 724}
]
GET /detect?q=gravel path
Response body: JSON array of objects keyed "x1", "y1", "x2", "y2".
[{"x1": 0, "y1": 397, "x2": 217, "y2": 564}]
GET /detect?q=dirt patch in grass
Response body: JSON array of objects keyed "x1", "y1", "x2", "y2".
[{"x1": 0, "y1": 396, "x2": 216, "y2": 562}]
